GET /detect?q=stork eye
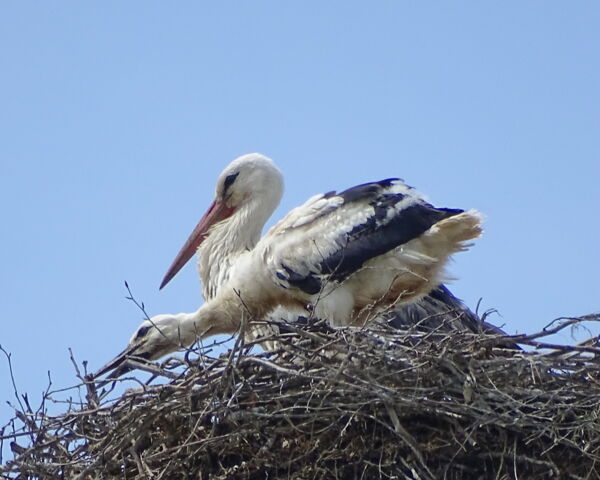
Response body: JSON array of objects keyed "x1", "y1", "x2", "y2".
[
  {"x1": 223, "y1": 172, "x2": 239, "y2": 192},
  {"x1": 135, "y1": 325, "x2": 151, "y2": 340}
]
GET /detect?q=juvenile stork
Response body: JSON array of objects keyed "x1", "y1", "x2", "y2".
[{"x1": 95, "y1": 154, "x2": 483, "y2": 377}]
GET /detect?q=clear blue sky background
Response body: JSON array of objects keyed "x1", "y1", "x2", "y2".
[{"x1": 1, "y1": 2, "x2": 599, "y2": 461}]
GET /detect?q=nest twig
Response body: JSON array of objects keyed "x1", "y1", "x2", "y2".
[{"x1": 2, "y1": 314, "x2": 600, "y2": 479}]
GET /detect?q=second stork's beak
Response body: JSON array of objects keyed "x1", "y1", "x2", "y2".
[
  {"x1": 159, "y1": 200, "x2": 236, "y2": 289},
  {"x1": 91, "y1": 343, "x2": 149, "y2": 382}
]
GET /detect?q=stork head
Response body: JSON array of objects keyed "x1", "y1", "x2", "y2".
[
  {"x1": 92, "y1": 312, "x2": 201, "y2": 380},
  {"x1": 214, "y1": 153, "x2": 284, "y2": 213},
  {"x1": 128, "y1": 313, "x2": 200, "y2": 359},
  {"x1": 159, "y1": 152, "x2": 284, "y2": 289},
  {"x1": 93, "y1": 298, "x2": 242, "y2": 381}
]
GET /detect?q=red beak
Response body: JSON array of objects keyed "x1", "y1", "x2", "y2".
[{"x1": 159, "y1": 200, "x2": 236, "y2": 289}]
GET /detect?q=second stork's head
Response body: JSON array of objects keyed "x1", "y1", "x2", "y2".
[
  {"x1": 93, "y1": 298, "x2": 242, "y2": 381},
  {"x1": 159, "y1": 153, "x2": 284, "y2": 290}
]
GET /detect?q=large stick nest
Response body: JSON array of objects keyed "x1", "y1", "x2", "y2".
[{"x1": 2, "y1": 314, "x2": 600, "y2": 479}]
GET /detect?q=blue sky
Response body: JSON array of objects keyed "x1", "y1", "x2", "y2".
[{"x1": 1, "y1": 2, "x2": 599, "y2": 460}]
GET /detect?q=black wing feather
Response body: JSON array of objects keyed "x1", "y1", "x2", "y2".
[{"x1": 320, "y1": 202, "x2": 463, "y2": 283}]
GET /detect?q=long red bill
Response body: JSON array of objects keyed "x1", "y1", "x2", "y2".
[{"x1": 159, "y1": 200, "x2": 236, "y2": 289}]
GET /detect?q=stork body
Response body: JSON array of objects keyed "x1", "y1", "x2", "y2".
[{"x1": 95, "y1": 154, "x2": 484, "y2": 377}]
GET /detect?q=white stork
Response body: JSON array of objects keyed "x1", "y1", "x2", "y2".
[{"x1": 95, "y1": 154, "x2": 483, "y2": 378}]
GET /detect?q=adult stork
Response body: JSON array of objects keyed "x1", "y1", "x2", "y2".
[{"x1": 95, "y1": 153, "x2": 484, "y2": 377}]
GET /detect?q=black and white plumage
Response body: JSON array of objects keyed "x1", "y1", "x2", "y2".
[
  {"x1": 254, "y1": 177, "x2": 481, "y2": 325},
  {"x1": 95, "y1": 153, "x2": 486, "y2": 377},
  {"x1": 269, "y1": 181, "x2": 462, "y2": 289}
]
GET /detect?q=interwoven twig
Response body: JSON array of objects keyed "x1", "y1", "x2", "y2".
[{"x1": 2, "y1": 315, "x2": 600, "y2": 479}]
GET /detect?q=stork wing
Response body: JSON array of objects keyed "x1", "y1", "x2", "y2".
[{"x1": 261, "y1": 179, "x2": 463, "y2": 295}]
